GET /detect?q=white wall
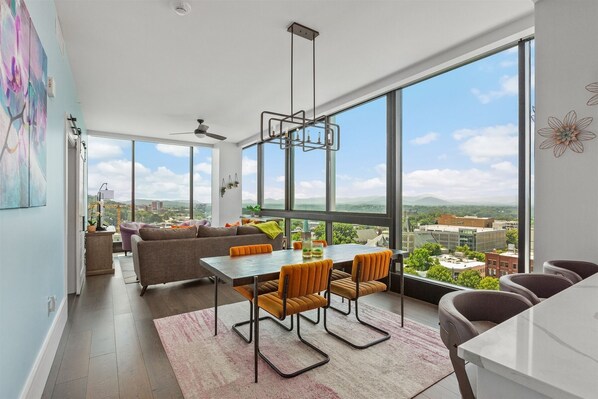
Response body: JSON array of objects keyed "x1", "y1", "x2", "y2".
[
  {"x1": 534, "y1": 0, "x2": 598, "y2": 268},
  {"x1": 211, "y1": 142, "x2": 242, "y2": 226}
]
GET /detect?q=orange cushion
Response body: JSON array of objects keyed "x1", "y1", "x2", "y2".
[
  {"x1": 331, "y1": 269, "x2": 351, "y2": 281},
  {"x1": 230, "y1": 244, "x2": 273, "y2": 257},
  {"x1": 225, "y1": 221, "x2": 241, "y2": 227},
  {"x1": 170, "y1": 225, "x2": 194, "y2": 229},
  {"x1": 258, "y1": 292, "x2": 327, "y2": 318},
  {"x1": 330, "y1": 278, "x2": 387, "y2": 300},
  {"x1": 234, "y1": 280, "x2": 279, "y2": 301}
]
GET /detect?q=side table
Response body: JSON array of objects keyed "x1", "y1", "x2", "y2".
[{"x1": 85, "y1": 231, "x2": 115, "y2": 276}]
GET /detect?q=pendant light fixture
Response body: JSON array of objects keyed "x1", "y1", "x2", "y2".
[{"x1": 260, "y1": 22, "x2": 340, "y2": 152}]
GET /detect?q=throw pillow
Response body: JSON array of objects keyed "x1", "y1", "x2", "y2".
[
  {"x1": 197, "y1": 225, "x2": 237, "y2": 237},
  {"x1": 139, "y1": 226, "x2": 197, "y2": 241},
  {"x1": 225, "y1": 221, "x2": 241, "y2": 227}
]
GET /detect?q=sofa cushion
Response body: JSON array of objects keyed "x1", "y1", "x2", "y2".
[
  {"x1": 197, "y1": 225, "x2": 237, "y2": 237},
  {"x1": 139, "y1": 226, "x2": 197, "y2": 241},
  {"x1": 237, "y1": 225, "x2": 261, "y2": 235}
]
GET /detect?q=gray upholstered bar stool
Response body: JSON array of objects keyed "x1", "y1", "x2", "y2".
[
  {"x1": 499, "y1": 273, "x2": 572, "y2": 305},
  {"x1": 438, "y1": 291, "x2": 532, "y2": 399},
  {"x1": 544, "y1": 260, "x2": 598, "y2": 284}
]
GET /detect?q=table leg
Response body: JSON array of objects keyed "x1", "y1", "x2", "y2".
[
  {"x1": 253, "y1": 276, "x2": 259, "y2": 383},
  {"x1": 214, "y1": 276, "x2": 219, "y2": 336}
]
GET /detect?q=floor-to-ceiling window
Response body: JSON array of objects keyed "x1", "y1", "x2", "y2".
[
  {"x1": 401, "y1": 45, "x2": 520, "y2": 289},
  {"x1": 88, "y1": 136, "x2": 211, "y2": 230},
  {"x1": 263, "y1": 142, "x2": 285, "y2": 209},
  {"x1": 241, "y1": 145, "x2": 258, "y2": 212},
  {"x1": 293, "y1": 143, "x2": 326, "y2": 211}
]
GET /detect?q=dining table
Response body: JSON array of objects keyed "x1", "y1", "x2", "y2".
[{"x1": 199, "y1": 243, "x2": 407, "y2": 382}]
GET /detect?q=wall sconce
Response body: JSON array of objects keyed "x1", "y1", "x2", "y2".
[{"x1": 220, "y1": 173, "x2": 240, "y2": 197}]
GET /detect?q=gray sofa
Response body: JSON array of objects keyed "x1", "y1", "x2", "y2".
[{"x1": 131, "y1": 225, "x2": 283, "y2": 295}]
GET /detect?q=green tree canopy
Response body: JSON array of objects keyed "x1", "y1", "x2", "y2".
[
  {"x1": 506, "y1": 229, "x2": 518, "y2": 248},
  {"x1": 404, "y1": 265, "x2": 419, "y2": 276},
  {"x1": 426, "y1": 265, "x2": 455, "y2": 284},
  {"x1": 456, "y1": 269, "x2": 482, "y2": 288},
  {"x1": 421, "y1": 243, "x2": 442, "y2": 256},
  {"x1": 405, "y1": 248, "x2": 440, "y2": 271},
  {"x1": 478, "y1": 276, "x2": 500, "y2": 290},
  {"x1": 331, "y1": 223, "x2": 358, "y2": 244}
]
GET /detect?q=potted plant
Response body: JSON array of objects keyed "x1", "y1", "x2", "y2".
[
  {"x1": 245, "y1": 204, "x2": 261, "y2": 217},
  {"x1": 87, "y1": 219, "x2": 97, "y2": 233}
]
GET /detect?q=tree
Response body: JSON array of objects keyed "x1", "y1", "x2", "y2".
[
  {"x1": 426, "y1": 265, "x2": 455, "y2": 284},
  {"x1": 506, "y1": 229, "x2": 518, "y2": 248},
  {"x1": 405, "y1": 248, "x2": 440, "y2": 271},
  {"x1": 421, "y1": 243, "x2": 442, "y2": 256},
  {"x1": 456, "y1": 269, "x2": 482, "y2": 289},
  {"x1": 478, "y1": 276, "x2": 500, "y2": 290},
  {"x1": 331, "y1": 223, "x2": 358, "y2": 244},
  {"x1": 404, "y1": 265, "x2": 419, "y2": 276},
  {"x1": 312, "y1": 222, "x2": 326, "y2": 241}
]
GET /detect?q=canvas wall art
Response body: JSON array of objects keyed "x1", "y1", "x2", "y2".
[{"x1": 0, "y1": 0, "x2": 47, "y2": 209}]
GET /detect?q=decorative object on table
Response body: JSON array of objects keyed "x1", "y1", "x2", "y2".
[
  {"x1": 95, "y1": 182, "x2": 114, "y2": 231},
  {"x1": 154, "y1": 300, "x2": 452, "y2": 398},
  {"x1": 168, "y1": 118, "x2": 226, "y2": 141},
  {"x1": 245, "y1": 204, "x2": 261, "y2": 217},
  {"x1": 538, "y1": 110, "x2": 595, "y2": 157},
  {"x1": 301, "y1": 219, "x2": 312, "y2": 259},
  {"x1": 586, "y1": 82, "x2": 598, "y2": 106},
  {"x1": 312, "y1": 241, "x2": 324, "y2": 258},
  {"x1": 260, "y1": 22, "x2": 340, "y2": 153},
  {"x1": 87, "y1": 219, "x2": 97, "y2": 233},
  {"x1": 0, "y1": 0, "x2": 48, "y2": 210}
]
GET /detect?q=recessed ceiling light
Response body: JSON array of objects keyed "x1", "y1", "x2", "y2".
[{"x1": 173, "y1": 2, "x2": 191, "y2": 16}]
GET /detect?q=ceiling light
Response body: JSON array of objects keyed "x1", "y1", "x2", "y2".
[
  {"x1": 261, "y1": 22, "x2": 340, "y2": 152},
  {"x1": 173, "y1": 2, "x2": 191, "y2": 16}
]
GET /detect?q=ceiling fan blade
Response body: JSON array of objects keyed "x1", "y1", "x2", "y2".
[
  {"x1": 169, "y1": 132, "x2": 195, "y2": 135},
  {"x1": 204, "y1": 132, "x2": 227, "y2": 141}
]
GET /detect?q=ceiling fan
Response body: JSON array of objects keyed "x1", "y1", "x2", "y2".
[{"x1": 169, "y1": 119, "x2": 227, "y2": 141}]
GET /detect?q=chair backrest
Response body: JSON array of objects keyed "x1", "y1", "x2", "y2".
[
  {"x1": 352, "y1": 250, "x2": 392, "y2": 282},
  {"x1": 499, "y1": 273, "x2": 572, "y2": 304},
  {"x1": 292, "y1": 240, "x2": 328, "y2": 250},
  {"x1": 278, "y1": 259, "x2": 332, "y2": 299},
  {"x1": 544, "y1": 260, "x2": 598, "y2": 283},
  {"x1": 229, "y1": 244, "x2": 273, "y2": 257},
  {"x1": 438, "y1": 290, "x2": 532, "y2": 399}
]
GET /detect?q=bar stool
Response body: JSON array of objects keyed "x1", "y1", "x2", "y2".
[
  {"x1": 543, "y1": 260, "x2": 598, "y2": 284},
  {"x1": 499, "y1": 273, "x2": 572, "y2": 305}
]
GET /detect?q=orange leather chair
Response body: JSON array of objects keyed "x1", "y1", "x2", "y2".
[
  {"x1": 229, "y1": 244, "x2": 292, "y2": 343},
  {"x1": 256, "y1": 259, "x2": 333, "y2": 380},
  {"x1": 324, "y1": 250, "x2": 393, "y2": 349}
]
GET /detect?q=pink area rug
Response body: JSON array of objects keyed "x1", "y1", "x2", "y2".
[{"x1": 154, "y1": 300, "x2": 452, "y2": 399}]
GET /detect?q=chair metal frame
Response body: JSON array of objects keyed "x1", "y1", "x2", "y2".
[
  {"x1": 323, "y1": 261, "x2": 391, "y2": 349},
  {"x1": 231, "y1": 302, "x2": 293, "y2": 343},
  {"x1": 256, "y1": 268, "x2": 332, "y2": 379}
]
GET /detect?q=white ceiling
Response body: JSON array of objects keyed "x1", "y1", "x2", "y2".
[{"x1": 55, "y1": 0, "x2": 533, "y2": 144}]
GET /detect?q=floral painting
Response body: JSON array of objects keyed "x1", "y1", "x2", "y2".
[{"x1": 0, "y1": 0, "x2": 47, "y2": 209}]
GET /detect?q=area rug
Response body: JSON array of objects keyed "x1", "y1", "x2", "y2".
[
  {"x1": 154, "y1": 299, "x2": 452, "y2": 399},
  {"x1": 117, "y1": 255, "x2": 139, "y2": 284}
]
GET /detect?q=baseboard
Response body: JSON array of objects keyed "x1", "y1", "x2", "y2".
[{"x1": 20, "y1": 297, "x2": 67, "y2": 399}]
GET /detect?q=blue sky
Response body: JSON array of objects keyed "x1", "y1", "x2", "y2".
[{"x1": 244, "y1": 44, "x2": 527, "y2": 204}]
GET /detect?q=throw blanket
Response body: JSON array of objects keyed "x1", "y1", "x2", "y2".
[{"x1": 251, "y1": 221, "x2": 283, "y2": 239}]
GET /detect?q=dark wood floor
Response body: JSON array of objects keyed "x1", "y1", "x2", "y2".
[{"x1": 41, "y1": 255, "x2": 461, "y2": 399}]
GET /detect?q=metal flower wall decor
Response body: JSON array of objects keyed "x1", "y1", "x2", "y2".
[
  {"x1": 538, "y1": 110, "x2": 595, "y2": 158},
  {"x1": 587, "y1": 82, "x2": 598, "y2": 106}
]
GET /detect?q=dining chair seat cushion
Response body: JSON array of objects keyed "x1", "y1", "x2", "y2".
[
  {"x1": 330, "y1": 278, "x2": 387, "y2": 300},
  {"x1": 331, "y1": 269, "x2": 351, "y2": 281},
  {"x1": 258, "y1": 293, "x2": 327, "y2": 318},
  {"x1": 470, "y1": 320, "x2": 497, "y2": 335},
  {"x1": 234, "y1": 280, "x2": 279, "y2": 301}
]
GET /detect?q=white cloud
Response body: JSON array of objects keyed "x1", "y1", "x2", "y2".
[
  {"x1": 88, "y1": 159, "x2": 211, "y2": 203},
  {"x1": 491, "y1": 161, "x2": 517, "y2": 174},
  {"x1": 242, "y1": 156, "x2": 257, "y2": 176},
  {"x1": 499, "y1": 59, "x2": 517, "y2": 68},
  {"x1": 471, "y1": 74, "x2": 518, "y2": 104},
  {"x1": 437, "y1": 153, "x2": 448, "y2": 161},
  {"x1": 242, "y1": 190, "x2": 257, "y2": 202},
  {"x1": 275, "y1": 175, "x2": 285, "y2": 183},
  {"x1": 375, "y1": 163, "x2": 386, "y2": 176},
  {"x1": 403, "y1": 168, "x2": 517, "y2": 201},
  {"x1": 294, "y1": 180, "x2": 326, "y2": 199},
  {"x1": 155, "y1": 144, "x2": 189, "y2": 158},
  {"x1": 453, "y1": 123, "x2": 518, "y2": 163},
  {"x1": 88, "y1": 137, "x2": 125, "y2": 159},
  {"x1": 193, "y1": 162, "x2": 211, "y2": 174},
  {"x1": 410, "y1": 132, "x2": 439, "y2": 145}
]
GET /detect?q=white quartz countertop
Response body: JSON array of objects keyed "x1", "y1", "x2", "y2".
[{"x1": 458, "y1": 273, "x2": 598, "y2": 399}]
